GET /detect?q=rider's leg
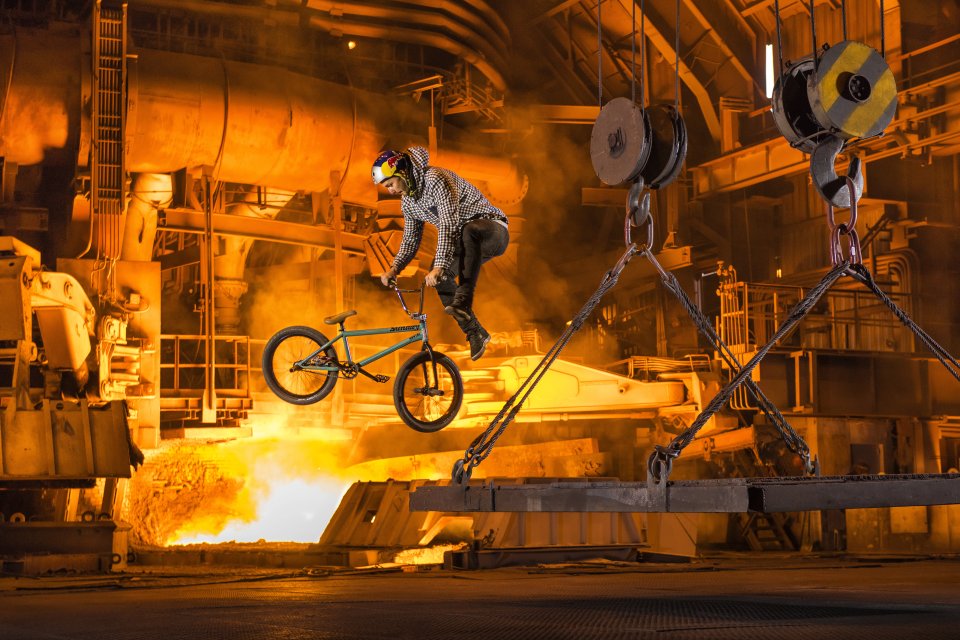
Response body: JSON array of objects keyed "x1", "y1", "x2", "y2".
[
  {"x1": 437, "y1": 271, "x2": 488, "y2": 360},
  {"x1": 436, "y1": 274, "x2": 476, "y2": 333},
  {"x1": 446, "y1": 220, "x2": 509, "y2": 321}
]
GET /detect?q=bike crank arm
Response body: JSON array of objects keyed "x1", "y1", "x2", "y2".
[{"x1": 356, "y1": 367, "x2": 390, "y2": 384}]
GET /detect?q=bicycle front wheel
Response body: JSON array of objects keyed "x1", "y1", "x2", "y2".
[
  {"x1": 262, "y1": 326, "x2": 338, "y2": 405},
  {"x1": 394, "y1": 350, "x2": 463, "y2": 432}
]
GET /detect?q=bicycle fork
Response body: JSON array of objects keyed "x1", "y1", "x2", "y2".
[{"x1": 415, "y1": 342, "x2": 446, "y2": 397}]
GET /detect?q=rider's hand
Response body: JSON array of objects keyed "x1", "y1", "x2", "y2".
[
  {"x1": 424, "y1": 267, "x2": 445, "y2": 287},
  {"x1": 380, "y1": 267, "x2": 398, "y2": 287}
]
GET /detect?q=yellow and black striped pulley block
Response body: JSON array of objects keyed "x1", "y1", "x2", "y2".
[
  {"x1": 807, "y1": 40, "x2": 897, "y2": 141},
  {"x1": 590, "y1": 97, "x2": 652, "y2": 185}
]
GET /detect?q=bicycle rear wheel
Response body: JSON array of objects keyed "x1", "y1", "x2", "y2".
[
  {"x1": 262, "y1": 326, "x2": 338, "y2": 405},
  {"x1": 394, "y1": 350, "x2": 463, "y2": 432}
]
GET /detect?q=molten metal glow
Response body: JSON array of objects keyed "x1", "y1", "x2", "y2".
[
  {"x1": 393, "y1": 544, "x2": 463, "y2": 565},
  {"x1": 169, "y1": 476, "x2": 350, "y2": 544},
  {"x1": 129, "y1": 413, "x2": 362, "y2": 546}
]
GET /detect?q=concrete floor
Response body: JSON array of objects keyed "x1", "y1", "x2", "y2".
[{"x1": 1, "y1": 555, "x2": 959, "y2": 639}]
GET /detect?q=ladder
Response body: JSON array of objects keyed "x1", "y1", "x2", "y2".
[{"x1": 91, "y1": 1, "x2": 126, "y2": 264}]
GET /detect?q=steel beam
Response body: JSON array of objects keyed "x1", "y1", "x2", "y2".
[
  {"x1": 410, "y1": 474, "x2": 960, "y2": 513},
  {"x1": 160, "y1": 208, "x2": 366, "y2": 255},
  {"x1": 529, "y1": 105, "x2": 601, "y2": 125},
  {"x1": 616, "y1": 0, "x2": 723, "y2": 143},
  {"x1": 691, "y1": 82, "x2": 960, "y2": 198}
]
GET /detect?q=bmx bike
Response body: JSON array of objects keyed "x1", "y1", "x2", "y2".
[{"x1": 261, "y1": 281, "x2": 464, "y2": 432}]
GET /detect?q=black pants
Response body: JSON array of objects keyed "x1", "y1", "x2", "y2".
[{"x1": 435, "y1": 219, "x2": 509, "y2": 333}]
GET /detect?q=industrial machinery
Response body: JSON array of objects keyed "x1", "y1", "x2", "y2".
[{"x1": 1, "y1": 0, "x2": 959, "y2": 569}]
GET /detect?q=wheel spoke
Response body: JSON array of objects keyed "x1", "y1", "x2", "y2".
[
  {"x1": 267, "y1": 333, "x2": 337, "y2": 400},
  {"x1": 402, "y1": 356, "x2": 456, "y2": 423}
]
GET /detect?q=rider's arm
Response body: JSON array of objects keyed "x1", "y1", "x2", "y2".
[
  {"x1": 392, "y1": 211, "x2": 424, "y2": 273},
  {"x1": 432, "y1": 174, "x2": 460, "y2": 273}
]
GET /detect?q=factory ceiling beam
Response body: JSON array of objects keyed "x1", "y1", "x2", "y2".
[
  {"x1": 528, "y1": 104, "x2": 601, "y2": 124},
  {"x1": 159, "y1": 208, "x2": 366, "y2": 255},
  {"x1": 691, "y1": 63, "x2": 960, "y2": 197},
  {"x1": 126, "y1": 0, "x2": 509, "y2": 91},
  {"x1": 531, "y1": 9, "x2": 612, "y2": 103},
  {"x1": 296, "y1": 0, "x2": 510, "y2": 80},
  {"x1": 535, "y1": 1, "x2": 725, "y2": 142},
  {"x1": 614, "y1": 0, "x2": 723, "y2": 143},
  {"x1": 742, "y1": 0, "x2": 898, "y2": 20},
  {"x1": 678, "y1": 0, "x2": 755, "y2": 91}
]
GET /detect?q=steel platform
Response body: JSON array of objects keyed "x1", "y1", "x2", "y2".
[{"x1": 409, "y1": 473, "x2": 960, "y2": 513}]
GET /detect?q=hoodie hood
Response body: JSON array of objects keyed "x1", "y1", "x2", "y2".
[{"x1": 405, "y1": 146, "x2": 430, "y2": 198}]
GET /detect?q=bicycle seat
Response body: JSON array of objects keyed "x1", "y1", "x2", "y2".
[{"x1": 324, "y1": 310, "x2": 357, "y2": 325}]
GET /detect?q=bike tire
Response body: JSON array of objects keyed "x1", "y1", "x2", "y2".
[
  {"x1": 262, "y1": 326, "x2": 339, "y2": 405},
  {"x1": 394, "y1": 350, "x2": 463, "y2": 432}
]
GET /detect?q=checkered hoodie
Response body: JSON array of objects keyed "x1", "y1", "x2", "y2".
[{"x1": 391, "y1": 146, "x2": 508, "y2": 273}]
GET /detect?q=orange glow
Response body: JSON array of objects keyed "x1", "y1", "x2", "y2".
[
  {"x1": 125, "y1": 414, "x2": 366, "y2": 546},
  {"x1": 169, "y1": 477, "x2": 351, "y2": 544},
  {"x1": 393, "y1": 544, "x2": 463, "y2": 565}
]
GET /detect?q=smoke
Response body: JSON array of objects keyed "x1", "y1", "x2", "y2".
[{"x1": 469, "y1": 99, "x2": 627, "y2": 362}]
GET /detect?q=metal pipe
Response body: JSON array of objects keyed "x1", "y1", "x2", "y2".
[
  {"x1": 127, "y1": 48, "x2": 526, "y2": 206},
  {"x1": 127, "y1": 0, "x2": 508, "y2": 91},
  {"x1": 298, "y1": 0, "x2": 509, "y2": 72},
  {"x1": 121, "y1": 173, "x2": 173, "y2": 262}
]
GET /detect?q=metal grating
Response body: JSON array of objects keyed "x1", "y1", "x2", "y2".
[{"x1": 0, "y1": 573, "x2": 951, "y2": 640}]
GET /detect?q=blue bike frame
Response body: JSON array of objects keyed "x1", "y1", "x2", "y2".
[{"x1": 296, "y1": 286, "x2": 430, "y2": 372}]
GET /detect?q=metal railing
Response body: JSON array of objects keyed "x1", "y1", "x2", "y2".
[
  {"x1": 717, "y1": 280, "x2": 916, "y2": 357},
  {"x1": 160, "y1": 334, "x2": 257, "y2": 397},
  {"x1": 606, "y1": 354, "x2": 713, "y2": 381}
]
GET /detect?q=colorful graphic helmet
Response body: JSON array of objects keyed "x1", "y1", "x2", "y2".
[{"x1": 371, "y1": 149, "x2": 409, "y2": 185}]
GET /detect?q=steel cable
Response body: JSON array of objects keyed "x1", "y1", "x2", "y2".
[
  {"x1": 847, "y1": 264, "x2": 960, "y2": 382},
  {"x1": 452, "y1": 245, "x2": 639, "y2": 483},
  {"x1": 653, "y1": 260, "x2": 813, "y2": 471},
  {"x1": 648, "y1": 261, "x2": 850, "y2": 479}
]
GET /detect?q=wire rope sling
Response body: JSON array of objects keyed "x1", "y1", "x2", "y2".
[
  {"x1": 645, "y1": 0, "x2": 960, "y2": 485},
  {"x1": 453, "y1": 0, "x2": 695, "y2": 484}
]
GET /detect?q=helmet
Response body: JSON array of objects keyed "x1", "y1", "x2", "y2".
[{"x1": 371, "y1": 149, "x2": 409, "y2": 185}]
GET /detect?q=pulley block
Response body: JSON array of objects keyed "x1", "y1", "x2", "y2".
[
  {"x1": 639, "y1": 104, "x2": 687, "y2": 189},
  {"x1": 590, "y1": 97, "x2": 652, "y2": 185},
  {"x1": 808, "y1": 40, "x2": 897, "y2": 141},
  {"x1": 771, "y1": 56, "x2": 828, "y2": 154}
]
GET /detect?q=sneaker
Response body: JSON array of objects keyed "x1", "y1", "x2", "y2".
[{"x1": 466, "y1": 327, "x2": 491, "y2": 361}]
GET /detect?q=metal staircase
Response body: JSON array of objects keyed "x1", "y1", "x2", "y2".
[{"x1": 732, "y1": 449, "x2": 802, "y2": 552}]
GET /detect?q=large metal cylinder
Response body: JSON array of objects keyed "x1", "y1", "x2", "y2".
[
  {"x1": 0, "y1": 30, "x2": 526, "y2": 206},
  {"x1": 0, "y1": 31, "x2": 81, "y2": 165},
  {"x1": 127, "y1": 49, "x2": 377, "y2": 199}
]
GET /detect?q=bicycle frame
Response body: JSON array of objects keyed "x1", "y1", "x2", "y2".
[{"x1": 296, "y1": 284, "x2": 429, "y2": 373}]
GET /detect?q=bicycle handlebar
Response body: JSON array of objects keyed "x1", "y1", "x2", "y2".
[{"x1": 386, "y1": 278, "x2": 426, "y2": 317}]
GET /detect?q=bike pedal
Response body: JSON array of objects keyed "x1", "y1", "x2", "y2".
[{"x1": 374, "y1": 374, "x2": 390, "y2": 383}]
